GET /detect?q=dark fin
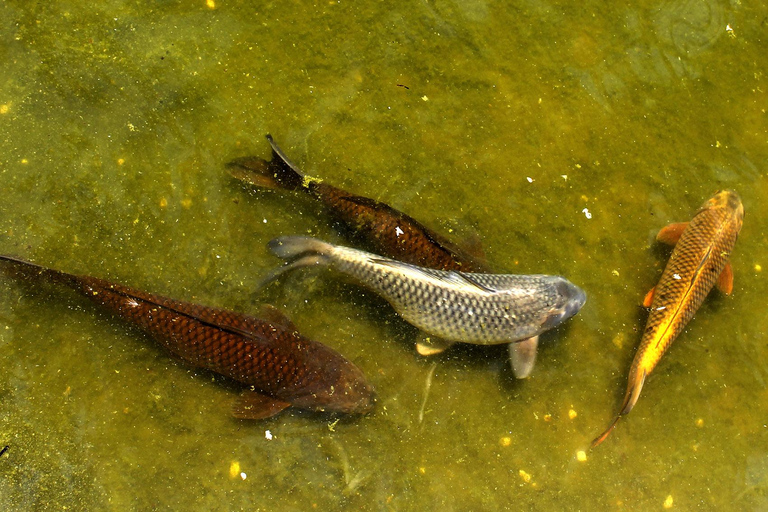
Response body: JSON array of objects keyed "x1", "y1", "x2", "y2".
[
  {"x1": 716, "y1": 262, "x2": 734, "y2": 295},
  {"x1": 256, "y1": 254, "x2": 326, "y2": 290},
  {"x1": 642, "y1": 286, "x2": 655, "y2": 308},
  {"x1": 258, "y1": 304, "x2": 298, "y2": 332},
  {"x1": 508, "y1": 336, "x2": 539, "y2": 379},
  {"x1": 0, "y1": 254, "x2": 77, "y2": 288},
  {"x1": 226, "y1": 135, "x2": 306, "y2": 191},
  {"x1": 591, "y1": 368, "x2": 646, "y2": 448},
  {"x1": 416, "y1": 336, "x2": 454, "y2": 356},
  {"x1": 458, "y1": 232, "x2": 489, "y2": 269},
  {"x1": 656, "y1": 222, "x2": 688, "y2": 245},
  {"x1": 369, "y1": 258, "x2": 496, "y2": 293},
  {"x1": 231, "y1": 390, "x2": 291, "y2": 420},
  {"x1": 268, "y1": 236, "x2": 332, "y2": 260},
  {"x1": 226, "y1": 157, "x2": 282, "y2": 189}
]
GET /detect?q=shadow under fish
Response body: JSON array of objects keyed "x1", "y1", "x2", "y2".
[
  {"x1": 262, "y1": 236, "x2": 587, "y2": 368},
  {"x1": 0, "y1": 255, "x2": 374, "y2": 420},
  {"x1": 228, "y1": 135, "x2": 546, "y2": 377}
]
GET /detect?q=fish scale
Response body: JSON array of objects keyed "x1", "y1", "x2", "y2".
[
  {"x1": 592, "y1": 190, "x2": 743, "y2": 446},
  {"x1": 268, "y1": 236, "x2": 586, "y2": 347},
  {"x1": 0, "y1": 255, "x2": 374, "y2": 417},
  {"x1": 228, "y1": 134, "x2": 488, "y2": 272},
  {"x1": 635, "y1": 193, "x2": 740, "y2": 377}
]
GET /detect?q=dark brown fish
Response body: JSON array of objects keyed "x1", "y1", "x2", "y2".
[
  {"x1": 227, "y1": 134, "x2": 488, "y2": 272},
  {"x1": 0, "y1": 255, "x2": 374, "y2": 419},
  {"x1": 592, "y1": 190, "x2": 744, "y2": 447}
]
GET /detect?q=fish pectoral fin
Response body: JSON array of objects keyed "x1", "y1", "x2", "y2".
[
  {"x1": 642, "y1": 286, "x2": 656, "y2": 308},
  {"x1": 716, "y1": 261, "x2": 734, "y2": 295},
  {"x1": 258, "y1": 304, "x2": 299, "y2": 332},
  {"x1": 231, "y1": 390, "x2": 292, "y2": 420},
  {"x1": 508, "y1": 336, "x2": 539, "y2": 379},
  {"x1": 656, "y1": 222, "x2": 689, "y2": 245},
  {"x1": 416, "y1": 336, "x2": 455, "y2": 356},
  {"x1": 458, "y1": 232, "x2": 489, "y2": 268}
]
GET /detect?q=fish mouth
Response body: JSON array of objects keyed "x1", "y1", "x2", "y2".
[{"x1": 541, "y1": 280, "x2": 587, "y2": 329}]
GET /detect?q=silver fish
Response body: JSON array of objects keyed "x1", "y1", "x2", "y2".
[{"x1": 265, "y1": 236, "x2": 586, "y2": 364}]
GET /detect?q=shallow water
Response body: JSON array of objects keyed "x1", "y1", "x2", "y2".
[{"x1": 0, "y1": 0, "x2": 766, "y2": 510}]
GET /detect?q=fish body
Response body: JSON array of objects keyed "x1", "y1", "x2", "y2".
[
  {"x1": 0, "y1": 255, "x2": 374, "y2": 419},
  {"x1": 266, "y1": 236, "x2": 586, "y2": 353},
  {"x1": 593, "y1": 190, "x2": 744, "y2": 446},
  {"x1": 228, "y1": 135, "x2": 488, "y2": 272}
]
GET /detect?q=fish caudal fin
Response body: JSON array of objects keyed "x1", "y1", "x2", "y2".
[
  {"x1": 509, "y1": 336, "x2": 539, "y2": 379},
  {"x1": 226, "y1": 135, "x2": 306, "y2": 191},
  {"x1": 591, "y1": 368, "x2": 647, "y2": 448},
  {"x1": 259, "y1": 236, "x2": 336, "y2": 289},
  {"x1": 0, "y1": 254, "x2": 77, "y2": 288},
  {"x1": 268, "y1": 236, "x2": 334, "y2": 261}
]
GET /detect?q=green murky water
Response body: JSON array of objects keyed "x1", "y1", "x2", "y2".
[{"x1": 1, "y1": 0, "x2": 766, "y2": 509}]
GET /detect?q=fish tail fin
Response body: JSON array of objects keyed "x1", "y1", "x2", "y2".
[
  {"x1": 591, "y1": 369, "x2": 646, "y2": 448},
  {"x1": 268, "y1": 236, "x2": 334, "y2": 261},
  {"x1": 226, "y1": 135, "x2": 306, "y2": 191},
  {"x1": 259, "y1": 237, "x2": 335, "y2": 289},
  {"x1": 0, "y1": 254, "x2": 76, "y2": 287}
]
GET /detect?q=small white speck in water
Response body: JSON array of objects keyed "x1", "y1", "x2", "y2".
[
  {"x1": 673, "y1": 274, "x2": 681, "y2": 280},
  {"x1": 265, "y1": 430, "x2": 273, "y2": 440},
  {"x1": 240, "y1": 472, "x2": 247, "y2": 480},
  {"x1": 656, "y1": 306, "x2": 667, "y2": 311},
  {"x1": 582, "y1": 208, "x2": 592, "y2": 219},
  {"x1": 263, "y1": 218, "x2": 268, "y2": 223},
  {"x1": 395, "y1": 226, "x2": 404, "y2": 237},
  {"x1": 526, "y1": 177, "x2": 534, "y2": 183}
]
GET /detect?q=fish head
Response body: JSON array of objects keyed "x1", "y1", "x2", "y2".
[
  {"x1": 540, "y1": 278, "x2": 587, "y2": 330},
  {"x1": 704, "y1": 190, "x2": 744, "y2": 230},
  {"x1": 290, "y1": 353, "x2": 376, "y2": 416}
]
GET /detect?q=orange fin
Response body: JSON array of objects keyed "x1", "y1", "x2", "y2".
[
  {"x1": 656, "y1": 222, "x2": 688, "y2": 245},
  {"x1": 592, "y1": 369, "x2": 646, "y2": 448},
  {"x1": 642, "y1": 286, "x2": 655, "y2": 308},
  {"x1": 232, "y1": 390, "x2": 291, "y2": 420},
  {"x1": 716, "y1": 262, "x2": 734, "y2": 295}
]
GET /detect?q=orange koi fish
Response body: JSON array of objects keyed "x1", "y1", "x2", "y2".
[{"x1": 593, "y1": 190, "x2": 744, "y2": 447}]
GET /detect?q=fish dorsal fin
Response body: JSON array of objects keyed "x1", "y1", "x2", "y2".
[
  {"x1": 416, "y1": 336, "x2": 454, "y2": 356},
  {"x1": 656, "y1": 222, "x2": 689, "y2": 245},
  {"x1": 369, "y1": 258, "x2": 496, "y2": 293},
  {"x1": 232, "y1": 390, "x2": 292, "y2": 420},
  {"x1": 508, "y1": 336, "x2": 539, "y2": 379},
  {"x1": 258, "y1": 304, "x2": 299, "y2": 332},
  {"x1": 716, "y1": 261, "x2": 734, "y2": 295}
]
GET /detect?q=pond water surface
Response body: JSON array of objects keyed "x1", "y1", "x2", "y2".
[{"x1": 0, "y1": 1, "x2": 766, "y2": 510}]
